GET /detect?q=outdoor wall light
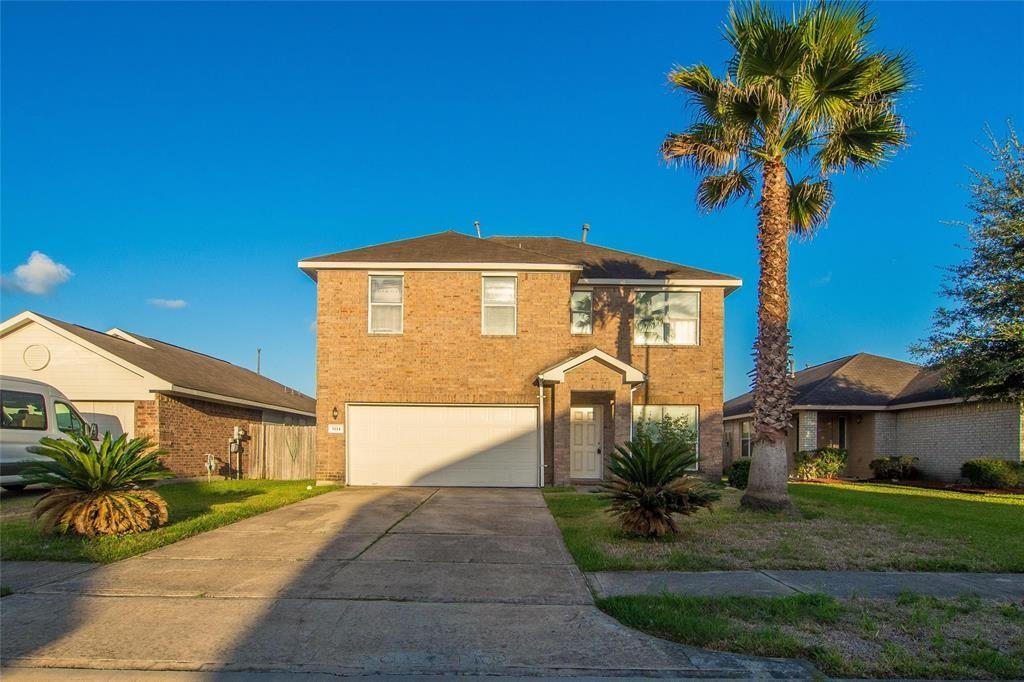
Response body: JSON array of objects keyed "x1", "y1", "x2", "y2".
[{"x1": 331, "y1": 406, "x2": 339, "y2": 420}]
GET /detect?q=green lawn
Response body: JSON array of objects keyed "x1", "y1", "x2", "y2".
[
  {"x1": 599, "y1": 592, "x2": 1024, "y2": 679},
  {"x1": 544, "y1": 482, "x2": 1024, "y2": 572},
  {"x1": 0, "y1": 480, "x2": 339, "y2": 563}
]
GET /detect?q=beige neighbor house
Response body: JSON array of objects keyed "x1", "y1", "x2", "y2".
[
  {"x1": 723, "y1": 353, "x2": 1024, "y2": 482},
  {"x1": 0, "y1": 311, "x2": 315, "y2": 477},
  {"x1": 302, "y1": 230, "x2": 741, "y2": 487}
]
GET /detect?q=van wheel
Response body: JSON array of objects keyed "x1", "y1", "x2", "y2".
[{"x1": 1, "y1": 485, "x2": 26, "y2": 493}]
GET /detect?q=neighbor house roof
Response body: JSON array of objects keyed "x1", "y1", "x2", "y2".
[
  {"x1": 723, "y1": 353, "x2": 959, "y2": 419},
  {"x1": 299, "y1": 230, "x2": 741, "y2": 291},
  {"x1": 5, "y1": 312, "x2": 315, "y2": 415}
]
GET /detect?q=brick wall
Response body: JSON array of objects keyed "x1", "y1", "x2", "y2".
[
  {"x1": 894, "y1": 400, "x2": 1023, "y2": 481},
  {"x1": 134, "y1": 399, "x2": 158, "y2": 444},
  {"x1": 315, "y1": 270, "x2": 728, "y2": 483},
  {"x1": 135, "y1": 394, "x2": 261, "y2": 477}
]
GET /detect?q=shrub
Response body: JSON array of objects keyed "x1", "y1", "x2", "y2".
[
  {"x1": 599, "y1": 436, "x2": 720, "y2": 538},
  {"x1": 793, "y1": 447, "x2": 847, "y2": 480},
  {"x1": 22, "y1": 432, "x2": 173, "y2": 537},
  {"x1": 869, "y1": 456, "x2": 919, "y2": 481},
  {"x1": 961, "y1": 459, "x2": 1023, "y2": 488},
  {"x1": 726, "y1": 459, "x2": 751, "y2": 489}
]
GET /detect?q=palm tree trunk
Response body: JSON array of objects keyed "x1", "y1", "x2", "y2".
[{"x1": 741, "y1": 158, "x2": 794, "y2": 511}]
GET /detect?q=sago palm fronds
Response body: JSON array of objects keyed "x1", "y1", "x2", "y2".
[{"x1": 21, "y1": 432, "x2": 173, "y2": 537}]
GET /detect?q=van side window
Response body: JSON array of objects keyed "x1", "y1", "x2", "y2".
[
  {"x1": 54, "y1": 401, "x2": 85, "y2": 435},
  {"x1": 1, "y1": 390, "x2": 48, "y2": 430}
]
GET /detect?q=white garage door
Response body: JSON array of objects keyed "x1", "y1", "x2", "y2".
[
  {"x1": 73, "y1": 401, "x2": 136, "y2": 439},
  {"x1": 347, "y1": 405, "x2": 539, "y2": 487}
]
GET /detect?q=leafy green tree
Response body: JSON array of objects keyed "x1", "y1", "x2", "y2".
[
  {"x1": 661, "y1": 1, "x2": 909, "y2": 510},
  {"x1": 914, "y1": 125, "x2": 1024, "y2": 401}
]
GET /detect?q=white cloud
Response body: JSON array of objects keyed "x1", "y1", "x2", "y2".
[
  {"x1": 147, "y1": 298, "x2": 188, "y2": 309},
  {"x1": 309, "y1": 319, "x2": 317, "y2": 333},
  {"x1": 811, "y1": 271, "x2": 833, "y2": 287},
  {"x1": 1, "y1": 251, "x2": 73, "y2": 295}
]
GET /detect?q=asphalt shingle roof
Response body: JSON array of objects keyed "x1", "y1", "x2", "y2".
[
  {"x1": 488, "y1": 236, "x2": 739, "y2": 281},
  {"x1": 723, "y1": 353, "x2": 957, "y2": 418},
  {"x1": 301, "y1": 231, "x2": 576, "y2": 266},
  {"x1": 301, "y1": 230, "x2": 738, "y2": 283},
  {"x1": 38, "y1": 314, "x2": 315, "y2": 414}
]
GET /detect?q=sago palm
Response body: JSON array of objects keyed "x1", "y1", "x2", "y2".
[
  {"x1": 600, "y1": 437, "x2": 719, "y2": 538},
  {"x1": 22, "y1": 432, "x2": 173, "y2": 537},
  {"x1": 661, "y1": 1, "x2": 909, "y2": 510}
]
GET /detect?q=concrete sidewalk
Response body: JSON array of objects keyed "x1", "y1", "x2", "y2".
[{"x1": 587, "y1": 570, "x2": 1024, "y2": 600}]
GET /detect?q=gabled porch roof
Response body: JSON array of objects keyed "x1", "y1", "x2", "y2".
[{"x1": 537, "y1": 348, "x2": 646, "y2": 385}]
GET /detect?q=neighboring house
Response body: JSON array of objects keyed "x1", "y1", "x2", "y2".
[
  {"x1": 0, "y1": 311, "x2": 315, "y2": 476},
  {"x1": 301, "y1": 229, "x2": 741, "y2": 487},
  {"x1": 723, "y1": 352, "x2": 1024, "y2": 481}
]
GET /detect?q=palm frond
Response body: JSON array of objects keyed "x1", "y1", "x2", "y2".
[
  {"x1": 789, "y1": 176, "x2": 834, "y2": 236},
  {"x1": 668, "y1": 63, "x2": 727, "y2": 118},
  {"x1": 661, "y1": 122, "x2": 739, "y2": 170},
  {"x1": 817, "y1": 104, "x2": 907, "y2": 172},
  {"x1": 726, "y1": 1, "x2": 805, "y2": 88},
  {"x1": 697, "y1": 169, "x2": 755, "y2": 211}
]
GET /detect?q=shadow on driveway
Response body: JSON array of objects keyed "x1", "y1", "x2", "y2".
[{"x1": 1, "y1": 486, "x2": 814, "y2": 678}]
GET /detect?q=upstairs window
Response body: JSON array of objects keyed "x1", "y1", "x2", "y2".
[
  {"x1": 571, "y1": 291, "x2": 593, "y2": 334},
  {"x1": 369, "y1": 275, "x2": 403, "y2": 334},
  {"x1": 482, "y1": 275, "x2": 517, "y2": 335},
  {"x1": 634, "y1": 291, "x2": 699, "y2": 346}
]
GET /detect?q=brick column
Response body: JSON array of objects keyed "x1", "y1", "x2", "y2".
[{"x1": 552, "y1": 385, "x2": 571, "y2": 486}]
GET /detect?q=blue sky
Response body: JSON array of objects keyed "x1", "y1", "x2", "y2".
[{"x1": 3, "y1": 1, "x2": 1022, "y2": 398}]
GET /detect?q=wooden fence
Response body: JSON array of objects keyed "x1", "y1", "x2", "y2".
[{"x1": 246, "y1": 423, "x2": 316, "y2": 480}]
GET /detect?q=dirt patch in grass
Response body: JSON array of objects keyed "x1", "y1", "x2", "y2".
[{"x1": 599, "y1": 593, "x2": 1024, "y2": 679}]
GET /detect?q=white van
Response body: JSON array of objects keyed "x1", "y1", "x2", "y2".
[{"x1": 0, "y1": 375, "x2": 96, "y2": 492}]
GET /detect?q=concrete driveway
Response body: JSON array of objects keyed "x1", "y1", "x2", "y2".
[{"x1": 2, "y1": 487, "x2": 812, "y2": 678}]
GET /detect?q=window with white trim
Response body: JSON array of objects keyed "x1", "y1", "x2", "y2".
[
  {"x1": 369, "y1": 275, "x2": 403, "y2": 334},
  {"x1": 740, "y1": 420, "x2": 752, "y2": 458},
  {"x1": 632, "y1": 404, "x2": 699, "y2": 469},
  {"x1": 571, "y1": 291, "x2": 592, "y2": 334},
  {"x1": 482, "y1": 275, "x2": 516, "y2": 335},
  {"x1": 633, "y1": 291, "x2": 699, "y2": 345}
]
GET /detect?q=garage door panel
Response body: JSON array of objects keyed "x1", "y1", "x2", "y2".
[{"x1": 348, "y1": 405, "x2": 538, "y2": 487}]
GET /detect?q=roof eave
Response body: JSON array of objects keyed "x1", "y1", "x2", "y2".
[{"x1": 298, "y1": 260, "x2": 583, "y2": 275}]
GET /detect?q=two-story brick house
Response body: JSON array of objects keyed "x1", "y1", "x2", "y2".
[{"x1": 301, "y1": 230, "x2": 741, "y2": 487}]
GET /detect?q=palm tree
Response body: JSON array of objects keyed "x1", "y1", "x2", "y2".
[{"x1": 662, "y1": 1, "x2": 909, "y2": 510}]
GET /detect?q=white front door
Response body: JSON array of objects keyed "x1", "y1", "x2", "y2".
[{"x1": 570, "y1": 406, "x2": 603, "y2": 479}]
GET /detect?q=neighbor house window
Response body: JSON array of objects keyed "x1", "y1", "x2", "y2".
[
  {"x1": 369, "y1": 275, "x2": 403, "y2": 334},
  {"x1": 571, "y1": 291, "x2": 592, "y2": 334},
  {"x1": 836, "y1": 416, "x2": 848, "y2": 449},
  {"x1": 634, "y1": 291, "x2": 699, "y2": 345},
  {"x1": 632, "y1": 404, "x2": 699, "y2": 469},
  {"x1": 1, "y1": 390, "x2": 47, "y2": 430},
  {"x1": 54, "y1": 401, "x2": 85, "y2": 436},
  {"x1": 482, "y1": 275, "x2": 516, "y2": 335},
  {"x1": 740, "y1": 420, "x2": 752, "y2": 458}
]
